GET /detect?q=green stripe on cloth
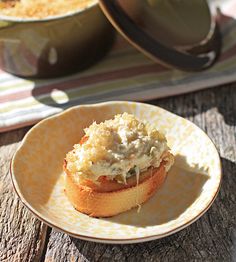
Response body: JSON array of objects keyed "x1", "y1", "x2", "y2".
[{"x1": 1, "y1": 1, "x2": 236, "y2": 132}]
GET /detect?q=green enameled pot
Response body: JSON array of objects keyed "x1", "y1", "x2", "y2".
[{"x1": 0, "y1": 3, "x2": 114, "y2": 78}]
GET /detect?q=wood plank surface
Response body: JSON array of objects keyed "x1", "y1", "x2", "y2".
[
  {"x1": 0, "y1": 84, "x2": 235, "y2": 261},
  {"x1": 0, "y1": 128, "x2": 48, "y2": 262}
]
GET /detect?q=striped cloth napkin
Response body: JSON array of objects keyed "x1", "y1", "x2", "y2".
[{"x1": 0, "y1": 0, "x2": 236, "y2": 132}]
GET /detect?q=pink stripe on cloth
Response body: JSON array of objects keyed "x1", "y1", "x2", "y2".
[
  {"x1": 0, "y1": 63, "x2": 166, "y2": 103},
  {"x1": 2, "y1": 37, "x2": 236, "y2": 104},
  {"x1": 0, "y1": 119, "x2": 37, "y2": 133},
  {"x1": 1, "y1": 0, "x2": 236, "y2": 133}
]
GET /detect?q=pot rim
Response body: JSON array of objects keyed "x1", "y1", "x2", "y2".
[{"x1": 0, "y1": 0, "x2": 97, "y2": 23}]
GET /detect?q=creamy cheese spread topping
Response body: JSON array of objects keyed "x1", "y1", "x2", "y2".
[{"x1": 66, "y1": 113, "x2": 169, "y2": 183}]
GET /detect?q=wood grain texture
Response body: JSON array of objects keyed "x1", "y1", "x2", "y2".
[
  {"x1": 0, "y1": 84, "x2": 235, "y2": 262},
  {"x1": 43, "y1": 84, "x2": 236, "y2": 262},
  {"x1": 0, "y1": 127, "x2": 48, "y2": 262}
]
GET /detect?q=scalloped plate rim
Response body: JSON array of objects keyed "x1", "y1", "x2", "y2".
[{"x1": 10, "y1": 101, "x2": 222, "y2": 244}]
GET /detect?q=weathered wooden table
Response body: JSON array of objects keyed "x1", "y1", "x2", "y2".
[{"x1": 0, "y1": 84, "x2": 235, "y2": 262}]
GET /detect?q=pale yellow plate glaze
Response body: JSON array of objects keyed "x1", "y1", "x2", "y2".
[{"x1": 11, "y1": 101, "x2": 222, "y2": 244}]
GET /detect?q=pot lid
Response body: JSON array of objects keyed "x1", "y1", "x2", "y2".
[{"x1": 99, "y1": 0, "x2": 221, "y2": 71}]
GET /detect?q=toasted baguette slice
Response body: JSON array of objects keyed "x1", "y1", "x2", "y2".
[{"x1": 64, "y1": 152, "x2": 173, "y2": 217}]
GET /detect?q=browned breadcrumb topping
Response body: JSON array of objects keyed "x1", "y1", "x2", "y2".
[
  {"x1": 65, "y1": 113, "x2": 171, "y2": 183},
  {"x1": 0, "y1": 0, "x2": 96, "y2": 18}
]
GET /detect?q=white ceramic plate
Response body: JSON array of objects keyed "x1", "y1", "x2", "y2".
[{"x1": 11, "y1": 101, "x2": 222, "y2": 244}]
